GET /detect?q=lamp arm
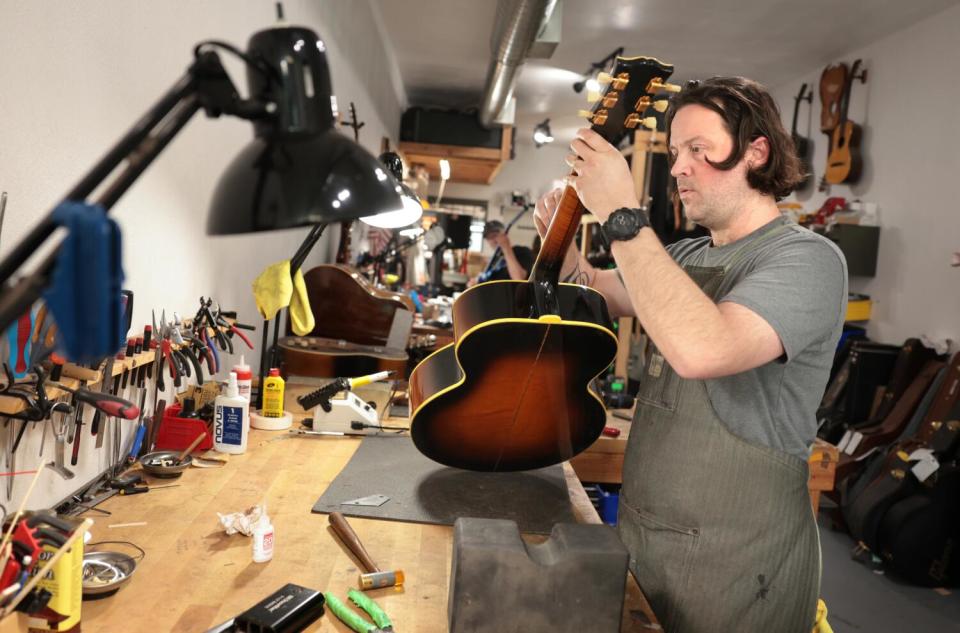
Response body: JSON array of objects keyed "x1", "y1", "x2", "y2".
[{"x1": 0, "y1": 50, "x2": 270, "y2": 334}]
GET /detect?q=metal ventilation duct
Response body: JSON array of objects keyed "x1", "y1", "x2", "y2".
[{"x1": 478, "y1": 0, "x2": 557, "y2": 128}]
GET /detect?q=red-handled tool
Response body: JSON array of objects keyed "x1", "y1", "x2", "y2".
[{"x1": 49, "y1": 383, "x2": 139, "y2": 420}]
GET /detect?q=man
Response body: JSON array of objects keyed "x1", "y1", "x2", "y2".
[
  {"x1": 534, "y1": 77, "x2": 847, "y2": 632},
  {"x1": 467, "y1": 220, "x2": 535, "y2": 286}
]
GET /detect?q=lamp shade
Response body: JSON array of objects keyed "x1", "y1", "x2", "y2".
[{"x1": 207, "y1": 25, "x2": 402, "y2": 235}]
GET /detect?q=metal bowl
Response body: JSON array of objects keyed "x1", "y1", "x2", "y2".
[
  {"x1": 139, "y1": 451, "x2": 192, "y2": 478},
  {"x1": 82, "y1": 550, "x2": 137, "y2": 598}
]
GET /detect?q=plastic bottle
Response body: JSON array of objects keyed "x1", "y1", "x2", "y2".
[
  {"x1": 213, "y1": 372, "x2": 250, "y2": 454},
  {"x1": 232, "y1": 355, "x2": 253, "y2": 402},
  {"x1": 262, "y1": 368, "x2": 285, "y2": 418},
  {"x1": 252, "y1": 503, "x2": 274, "y2": 563}
]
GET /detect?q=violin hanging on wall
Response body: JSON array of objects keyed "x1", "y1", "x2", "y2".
[{"x1": 408, "y1": 55, "x2": 677, "y2": 472}]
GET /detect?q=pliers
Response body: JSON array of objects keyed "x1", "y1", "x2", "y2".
[{"x1": 324, "y1": 589, "x2": 394, "y2": 633}]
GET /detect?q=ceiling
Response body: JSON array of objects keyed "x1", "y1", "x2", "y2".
[{"x1": 374, "y1": 0, "x2": 959, "y2": 147}]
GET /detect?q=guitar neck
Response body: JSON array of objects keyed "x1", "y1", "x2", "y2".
[{"x1": 529, "y1": 185, "x2": 585, "y2": 285}]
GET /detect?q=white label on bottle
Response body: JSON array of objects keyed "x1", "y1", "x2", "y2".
[{"x1": 215, "y1": 405, "x2": 244, "y2": 446}]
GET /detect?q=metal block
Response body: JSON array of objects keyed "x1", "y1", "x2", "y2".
[{"x1": 449, "y1": 517, "x2": 628, "y2": 633}]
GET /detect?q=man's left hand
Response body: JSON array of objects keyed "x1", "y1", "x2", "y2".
[{"x1": 566, "y1": 128, "x2": 639, "y2": 222}]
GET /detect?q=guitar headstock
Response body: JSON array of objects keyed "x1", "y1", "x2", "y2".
[{"x1": 579, "y1": 56, "x2": 677, "y2": 145}]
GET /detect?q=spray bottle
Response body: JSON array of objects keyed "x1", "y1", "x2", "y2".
[{"x1": 213, "y1": 372, "x2": 250, "y2": 454}]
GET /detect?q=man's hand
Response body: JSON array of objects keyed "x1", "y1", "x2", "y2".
[
  {"x1": 534, "y1": 187, "x2": 564, "y2": 238},
  {"x1": 492, "y1": 232, "x2": 511, "y2": 250},
  {"x1": 566, "y1": 128, "x2": 638, "y2": 222}
]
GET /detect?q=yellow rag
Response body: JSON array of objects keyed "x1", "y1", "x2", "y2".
[{"x1": 252, "y1": 261, "x2": 315, "y2": 336}]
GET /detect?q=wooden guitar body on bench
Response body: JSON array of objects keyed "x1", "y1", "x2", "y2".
[
  {"x1": 296, "y1": 264, "x2": 414, "y2": 346},
  {"x1": 409, "y1": 55, "x2": 677, "y2": 471}
]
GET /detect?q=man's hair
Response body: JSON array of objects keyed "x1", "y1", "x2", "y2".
[{"x1": 665, "y1": 76, "x2": 805, "y2": 200}]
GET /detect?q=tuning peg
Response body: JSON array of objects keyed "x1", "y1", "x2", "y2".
[
  {"x1": 576, "y1": 109, "x2": 608, "y2": 125},
  {"x1": 601, "y1": 91, "x2": 619, "y2": 108},
  {"x1": 652, "y1": 99, "x2": 670, "y2": 113},
  {"x1": 624, "y1": 114, "x2": 658, "y2": 130},
  {"x1": 577, "y1": 109, "x2": 595, "y2": 119},
  {"x1": 598, "y1": 71, "x2": 629, "y2": 90},
  {"x1": 648, "y1": 77, "x2": 681, "y2": 93},
  {"x1": 585, "y1": 90, "x2": 601, "y2": 103}
]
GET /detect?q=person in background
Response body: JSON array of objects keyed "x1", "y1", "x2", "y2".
[{"x1": 467, "y1": 220, "x2": 535, "y2": 286}]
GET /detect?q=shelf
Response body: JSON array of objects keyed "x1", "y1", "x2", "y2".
[
  {"x1": 399, "y1": 127, "x2": 513, "y2": 185},
  {"x1": 0, "y1": 350, "x2": 156, "y2": 416}
]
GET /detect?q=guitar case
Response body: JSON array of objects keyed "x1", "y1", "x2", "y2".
[
  {"x1": 878, "y1": 465, "x2": 960, "y2": 587},
  {"x1": 818, "y1": 340, "x2": 899, "y2": 443},
  {"x1": 845, "y1": 456, "x2": 919, "y2": 552},
  {"x1": 851, "y1": 338, "x2": 938, "y2": 430}
]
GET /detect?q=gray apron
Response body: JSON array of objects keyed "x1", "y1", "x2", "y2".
[{"x1": 618, "y1": 231, "x2": 820, "y2": 633}]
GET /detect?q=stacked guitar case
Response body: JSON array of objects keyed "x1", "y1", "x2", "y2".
[{"x1": 838, "y1": 351, "x2": 960, "y2": 587}]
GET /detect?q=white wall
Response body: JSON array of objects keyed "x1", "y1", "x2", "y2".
[
  {"x1": 770, "y1": 2, "x2": 960, "y2": 349},
  {"x1": 0, "y1": 0, "x2": 405, "y2": 510}
]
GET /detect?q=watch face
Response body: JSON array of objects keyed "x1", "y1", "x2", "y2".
[{"x1": 607, "y1": 209, "x2": 638, "y2": 239}]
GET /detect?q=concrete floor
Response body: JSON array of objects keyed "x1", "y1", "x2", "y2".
[{"x1": 818, "y1": 515, "x2": 960, "y2": 632}]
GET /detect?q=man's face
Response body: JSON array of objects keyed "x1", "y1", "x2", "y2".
[{"x1": 668, "y1": 104, "x2": 754, "y2": 230}]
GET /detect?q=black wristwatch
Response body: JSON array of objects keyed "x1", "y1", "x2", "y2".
[{"x1": 600, "y1": 207, "x2": 650, "y2": 242}]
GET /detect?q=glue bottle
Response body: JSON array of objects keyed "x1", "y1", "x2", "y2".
[
  {"x1": 252, "y1": 503, "x2": 274, "y2": 563},
  {"x1": 214, "y1": 372, "x2": 250, "y2": 454},
  {"x1": 232, "y1": 355, "x2": 253, "y2": 402},
  {"x1": 262, "y1": 368, "x2": 285, "y2": 418}
]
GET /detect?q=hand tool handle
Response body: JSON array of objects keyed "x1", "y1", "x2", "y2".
[
  {"x1": 143, "y1": 326, "x2": 154, "y2": 380},
  {"x1": 146, "y1": 400, "x2": 166, "y2": 454},
  {"x1": 119, "y1": 486, "x2": 148, "y2": 495},
  {"x1": 348, "y1": 589, "x2": 392, "y2": 630},
  {"x1": 329, "y1": 512, "x2": 380, "y2": 573},
  {"x1": 323, "y1": 593, "x2": 376, "y2": 633},
  {"x1": 128, "y1": 423, "x2": 147, "y2": 461},
  {"x1": 176, "y1": 432, "x2": 206, "y2": 463},
  {"x1": 70, "y1": 421, "x2": 82, "y2": 465},
  {"x1": 230, "y1": 325, "x2": 254, "y2": 350},
  {"x1": 74, "y1": 389, "x2": 139, "y2": 419}
]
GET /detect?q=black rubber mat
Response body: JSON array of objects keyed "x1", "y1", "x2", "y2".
[{"x1": 312, "y1": 434, "x2": 575, "y2": 534}]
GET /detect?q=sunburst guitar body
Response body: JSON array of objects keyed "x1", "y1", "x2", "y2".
[{"x1": 409, "y1": 55, "x2": 677, "y2": 471}]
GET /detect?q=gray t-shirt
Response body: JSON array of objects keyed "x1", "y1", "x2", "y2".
[{"x1": 662, "y1": 215, "x2": 848, "y2": 459}]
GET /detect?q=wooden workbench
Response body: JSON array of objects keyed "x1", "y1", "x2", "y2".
[
  {"x1": 571, "y1": 408, "x2": 840, "y2": 515},
  {"x1": 18, "y1": 388, "x2": 660, "y2": 632}
]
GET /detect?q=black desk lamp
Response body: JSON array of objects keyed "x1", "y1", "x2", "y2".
[{"x1": 0, "y1": 20, "x2": 404, "y2": 355}]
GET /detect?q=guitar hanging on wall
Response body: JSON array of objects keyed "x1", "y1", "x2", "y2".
[
  {"x1": 825, "y1": 59, "x2": 867, "y2": 185},
  {"x1": 790, "y1": 83, "x2": 814, "y2": 189},
  {"x1": 408, "y1": 55, "x2": 677, "y2": 471}
]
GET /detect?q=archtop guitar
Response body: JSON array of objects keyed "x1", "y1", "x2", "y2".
[{"x1": 408, "y1": 55, "x2": 677, "y2": 471}]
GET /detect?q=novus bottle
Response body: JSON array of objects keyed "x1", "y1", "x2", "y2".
[{"x1": 214, "y1": 372, "x2": 250, "y2": 454}]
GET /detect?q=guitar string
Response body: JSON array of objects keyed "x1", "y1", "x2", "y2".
[{"x1": 492, "y1": 323, "x2": 553, "y2": 471}]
